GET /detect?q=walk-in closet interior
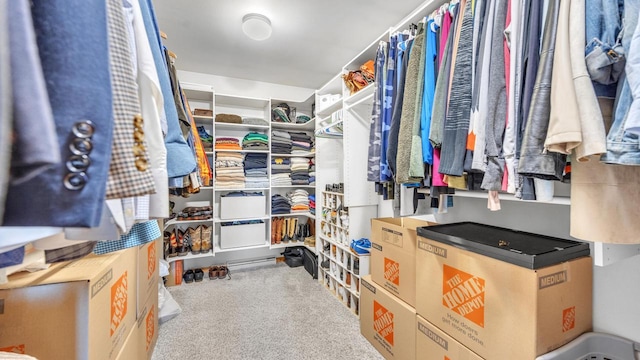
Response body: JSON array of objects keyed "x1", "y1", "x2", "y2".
[{"x1": 1, "y1": 0, "x2": 640, "y2": 359}]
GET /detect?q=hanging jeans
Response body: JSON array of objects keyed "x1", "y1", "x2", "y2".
[
  {"x1": 601, "y1": 0, "x2": 640, "y2": 165},
  {"x1": 585, "y1": 0, "x2": 625, "y2": 98}
]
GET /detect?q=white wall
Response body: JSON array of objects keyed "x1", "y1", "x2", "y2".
[{"x1": 177, "y1": 70, "x2": 315, "y2": 102}]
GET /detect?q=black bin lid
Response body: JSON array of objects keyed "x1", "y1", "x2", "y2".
[{"x1": 417, "y1": 222, "x2": 590, "y2": 269}]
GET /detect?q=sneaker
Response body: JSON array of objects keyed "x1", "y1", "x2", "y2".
[
  {"x1": 321, "y1": 259, "x2": 329, "y2": 269},
  {"x1": 194, "y1": 268, "x2": 204, "y2": 282},
  {"x1": 350, "y1": 238, "x2": 371, "y2": 255},
  {"x1": 354, "y1": 258, "x2": 360, "y2": 275}
]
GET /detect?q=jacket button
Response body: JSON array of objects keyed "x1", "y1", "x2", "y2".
[
  {"x1": 72, "y1": 120, "x2": 95, "y2": 138},
  {"x1": 69, "y1": 137, "x2": 93, "y2": 155},
  {"x1": 66, "y1": 154, "x2": 91, "y2": 172},
  {"x1": 63, "y1": 172, "x2": 88, "y2": 191}
]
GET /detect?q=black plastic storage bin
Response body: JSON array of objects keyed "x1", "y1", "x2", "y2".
[
  {"x1": 281, "y1": 247, "x2": 304, "y2": 268},
  {"x1": 417, "y1": 222, "x2": 590, "y2": 269},
  {"x1": 302, "y1": 248, "x2": 318, "y2": 279}
]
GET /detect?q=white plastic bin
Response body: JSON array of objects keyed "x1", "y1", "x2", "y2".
[
  {"x1": 219, "y1": 194, "x2": 266, "y2": 220},
  {"x1": 535, "y1": 332, "x2": 640, "y2": 360},
  {"x1": 219, "y1": 221, "x2": 266, "y2": 249}
]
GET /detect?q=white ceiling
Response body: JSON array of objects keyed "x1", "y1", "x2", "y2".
[{"x1": 152, "y1": 0, "x2": 427, "y2": 89}]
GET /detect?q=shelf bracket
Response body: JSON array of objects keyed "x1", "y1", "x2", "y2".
[{"x1": 593, "y1": 242, "x2": 640, "y2": 267}]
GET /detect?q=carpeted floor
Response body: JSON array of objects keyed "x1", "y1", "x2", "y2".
[{"x1": 152, "y1": 263, "x2": 384, "y2": 360}]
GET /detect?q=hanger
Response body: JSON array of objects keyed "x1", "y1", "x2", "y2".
[
  {"x1": 160, "y1": 31, "x2": 168, "y2": 40},
  {"x1": 168, "y1": 49, "x2": 177, "y2": 59}
]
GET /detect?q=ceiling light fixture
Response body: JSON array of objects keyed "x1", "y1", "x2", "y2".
[{"x1": 242, "y1": 13, "x2": 272, "y2": 41}]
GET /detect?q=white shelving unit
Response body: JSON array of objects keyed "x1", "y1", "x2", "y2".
[
  {"x1": 269, "y1": 96, "x2": 317, "y2": 252},
  {"x1": 317, "y1": 190, "x2": 370, "y2": 316}
]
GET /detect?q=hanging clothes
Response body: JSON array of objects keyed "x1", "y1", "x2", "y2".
[
  {"x1": 421, "y1": 19, "x2": 438, "y2": 166},
  {"x1": 480, "y1": 0, "x2": 508, "y2": 191},
  {"x1": 396, "y1": 27, "x2": 425, "y2": 184},
  {"x1": 105, "y1": 0, "x2": 156, "y2": 200},
  {"x1": 439, "y1": 0, "x2": 474, "y2": 176},
  {"x1": 518, "y1": 0, "x2": 566, "y2": 181},
  {"x1": 0, "y1": 0, "x2": 8, "y2": 224},
  {"x1": 367, "y1": 42, "x2": 387, "y2": 182},
  {"x1": 380, "y1": 35, "x2": 399, "y2": 182},
  {"x1": 386, "y1": 33, "x2": 410, "y2": 179},
  {"x1": 4, "y1": 0, "x2": 114, "y2": 227}
]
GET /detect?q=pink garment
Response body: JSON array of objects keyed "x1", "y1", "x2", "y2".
[
  {"x1": 432, "y1": 8, "x2": 453, "y2": 187},
  {"x1": 439, "y1": 10, "x2": 452, "y2": 65},
  {"x1": 431, "y1": 149, "x2": 448, "y2": 186}
]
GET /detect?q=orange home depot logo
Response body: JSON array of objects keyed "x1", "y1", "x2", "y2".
[
  {"x1": 384, "y1": 258, "x2": 400, "y2": 286},
  {"x1": 373, "y1": 300, "x2": 394, "y2": 346},
  {"x1": 442, "y1": 265, "x2": 485, "y2": 328},
  {"x1": 147, "y1": 242, "x2": 157, "y2": 280},
  {"x1": 146, "y1": 305, "x2": 155, "y2": 351},
  {"x1": 110, "y1": 271, "x2": 128, "y2": 336},
  {"x1": 445, "y1": 357, "x2": 451, "y2": 360},
  {"x1": 0, "y1": 345, "x2": 25, "y2": 354},
  {"x1": 563, "y1": 306, "x2": 576, "y2": 332}
]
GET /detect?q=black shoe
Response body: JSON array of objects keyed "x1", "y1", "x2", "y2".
[
  {"x1": 194, "y1": 269, "x2": 204, "y2": 282},
  {"x1": 354, "y1": 258, "x2": 359, "y2": 275},
  {"x1": 183, "y1": 269, "x2": 194, "y2": 283},
  {"x1": 321, "y1": 259, "x2": 329, "y2": 269}
]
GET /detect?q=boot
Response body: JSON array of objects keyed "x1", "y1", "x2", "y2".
[
  {"x1": 271, "y1": 218, "x2": 277, "y2": 244},
  {"x1": 201, "y1": 225, "x2": 212, "y2": 253},
  {"x1": 275, "y1": 218, "x2": 282, "y2": 244},
  {"x1": 289, "y1": 218, "x2": 298, "y2": 242},
  {"x1": 282, "y1": 218, "x2": 290, "y2": 243},
  {"x1": 189, "y1": 226, "x2": 202, "y2": 255},
  {"x1": 164, "y1": 231, "x2": 177, "y2": 258},
  {"x1": 176, "y1": 228, "x2": 190, "y2": 256}
]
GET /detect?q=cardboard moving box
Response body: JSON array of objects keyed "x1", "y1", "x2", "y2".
[
  {"x1": 0, "y1": 248, "x2": 138, "y2": 360},
  {"x1": 416, "y1": 315, "x2": 484, "y2": 360},
  {"x1": 370, "y1": 217, "x2": 434, "y2": 308},
  {"x1": 360, "y1": 275, "x2": 416, "y2": 360},
  {"x1": 137, "y1": 238, "x2": 160, "y2": 317},
  {"x1": 416, "y1": 223, "x2": 592, "y2": 360}
]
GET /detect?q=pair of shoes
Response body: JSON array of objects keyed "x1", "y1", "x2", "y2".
[
  {"x1": 208, "y1": 265, "x2": 230, "y2": 280},
  {"x1": 176, "y1": 206, "x2": 213, "y2": 221},
  {"x1": 200, "y1": 225, "x2": 213, "y2": 253},
  {"x1": 164, "y1": 231, "x2": 178, "y2": 258},
  {"x1": 320, "y1": 259, "x2": 330, "y2": 269},
  {"x1": 351, "y1": 238, "x2": 371, "y2": 255},
  {"x1": 281, "y1": 218, "x2": 298, "y2": 243},
  {"x1": 176, "y1": 228, "x2": 190, "y2": 256},
  {"x1": 183, "y1": 269, "x2": 204, "y2": 283},
  {"x1": 354, "y1": 258, "x2": 360, "y2": 275}
]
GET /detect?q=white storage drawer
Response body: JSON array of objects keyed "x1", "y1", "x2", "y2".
[
  {"x1": 220, "y1": 222, "x2": 266, "y2": 249},
  {"x1": 219, "y1": 194, "x2": 266, "y2": 220}
]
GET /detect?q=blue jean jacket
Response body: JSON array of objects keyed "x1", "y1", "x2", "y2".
[{"x1": 600, "y1": 0, "x2": 640, "y2": 165}]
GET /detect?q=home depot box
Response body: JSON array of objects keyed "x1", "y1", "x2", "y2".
[
  {"x1": 138, "y1": 237, "x2": 160, "y2": 317},
  {"x1": 115, "y1": 288, "x2": 159, "y2": 360},
  {"x1": 0, "y1": 248, "x2": 138, "y2": 360},
  {"x1": 416, "y1": 315, "x2": 484, "y2": 360},
  {"x1": 416, "y1": 223, "x2": 592, "y2": 360},
  {"x1": 360, "y1": 275, "x2": 416, "y2": 360},
  {"x1": 370, "y1": 217, "x2": 434, "y2": 307}
]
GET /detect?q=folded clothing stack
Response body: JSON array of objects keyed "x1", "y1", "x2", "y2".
[
  {"x1": 291, "y1": 157, "x2": 310, "y2": 185},
  {"x1": 289, "y1": 132, "x2": 313, "y2": 155},
  {"x1": 242, "y1": 132, "x2": 268, "y2": 151},
  {"x1": 287, "y1": 189, "x2": 310, "y2": 212},
  {"x1": 272, "y1": 130, "x2": 292, "y2": 154},
  {"x1": 309, "y1": 194, "x2": 316, "y2": 215},
  {"x1": 215, "y1": 152, "x2": 245, "y2": 189},
  {"x1": 242, "y1": 117, "x2": 269, "y2": 126},
  {"x1": 216, "y1": 113, "x2": 242, "y2": 124},
  {"x1": 271, "y1": 157, "x2": 291, "y2": 186},
  {"x1": 244, "y1": 153, "x2": 269, "y2": 189},
  {"x1": 216, "y1": 137, "x2": 241, "y2": 150},
  {"x1": 271, "y1": 194, "x2": 291, "y2": 214}
]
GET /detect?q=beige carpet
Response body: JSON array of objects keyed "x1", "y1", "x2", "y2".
[{"x1": 152, "y1": 263, "x2": 383, "y2": 360}]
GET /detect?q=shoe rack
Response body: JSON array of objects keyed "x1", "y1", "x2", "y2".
[{"x1": 318, "y1": 189, "x2": 370, "y2": 316}]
